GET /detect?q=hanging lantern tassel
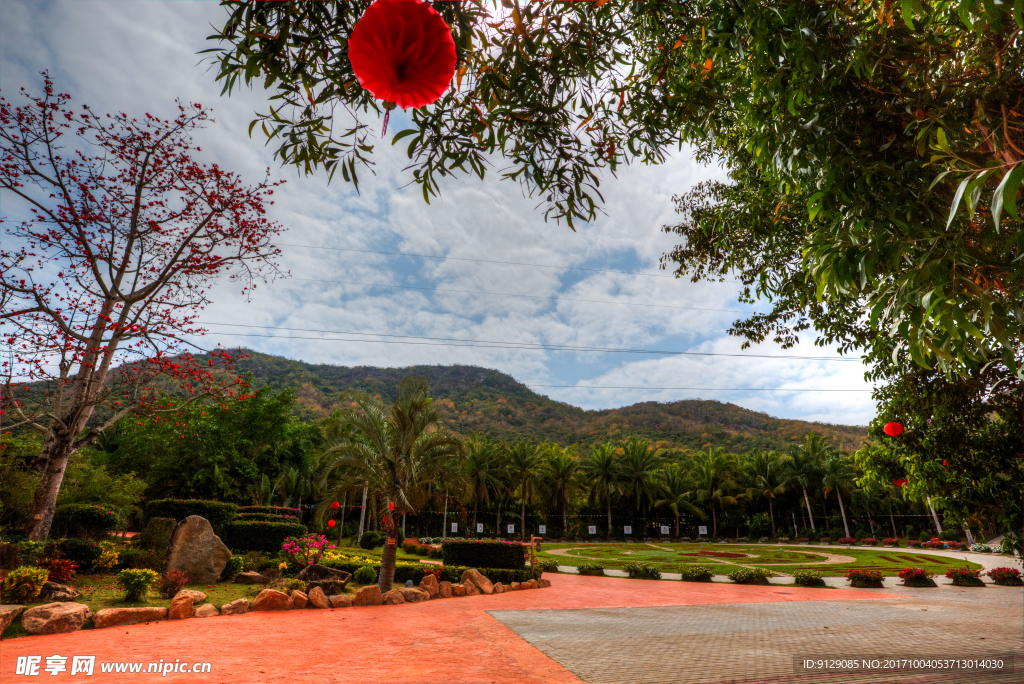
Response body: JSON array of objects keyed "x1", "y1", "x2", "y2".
[
  {"x1": 348, "y1": 0, "x2": 458, "y2": 134},
  {"x1": 883, "y1": 421, "x2": 904, "y2": 437}
]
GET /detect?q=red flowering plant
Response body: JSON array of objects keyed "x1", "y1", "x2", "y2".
[
  {"x1": 282, "y1": 534, "x2": 335, "y2": 566},
  {"x1": 881, "y1": 538, "x2": 898, "y2": 546},
  {"x1": 897, "y1": 567, "x2": 936, "y2": 587},
  {"x1": 40, "y1": 558, "x2": 77, "y2": 583},
  {"x1": 945, "y1": 566, "x2": 984, "y2": 586},
  {"x1": 837, "y1": 537, "x2": 856, "y2": 545},
  {"x1": 844, "y1": 569, "x2": 884, "y2": 587},
  {"x1": 859, "y1": 537, "x2": 878, "y2": 546},
  {"x1": 1, "y1": 75, "x2": 284, "y2": 541},
  {"x1": 986, "y1": 567, "x2": 1023, "y2": 586}
]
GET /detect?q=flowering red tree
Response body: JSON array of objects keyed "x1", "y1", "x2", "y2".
[{"x1": 1, "y1": 76, "x2": 284, "y2": 540}]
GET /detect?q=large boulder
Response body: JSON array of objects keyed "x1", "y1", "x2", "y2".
[
  {"x1": 165, "y1": 516, "x2": 231, "y2": 585},
  {"x1": 233, "y1": 571, "x2": 268, "y2": 585},
  {"x1": 525, "y1": 579, "x2": 538, "y2": 589},
  {"x1": 400, "y1": 587, "x2": 429, "y2": 603},
  {"x1": 353, "y1": 585, "x2": 382, "y2": 606},
  {"x1": 194, "y1": 603, "x2": 219, "y2": 618},
  {"x1": 93, "y1": 607, "x2": 168, "y2": 629},
  {"x1": 418, "y1": 574, "x2": 439, "y2": 599},
  {"x1": 451, "y1": 583, "x2": 467, "y2": 597},
  {"x1": 37, "y1": 581, "x2": 81, "y2": 602},
  {"x1": 510, "y1": 582, "x2": 521, "y2": 590},
  {"x1": 463, "y1": 580, "x2": 479, "y2": 596},
  {"x1": 307, "y1": 586, "x2": 330, "y2": 609},
  {"x1": 220, "y1": 598, "x2": 249, "y2": 615},
  {"x1": 290, "y1": 590, "x2": 308, "y2": 609},
  {"x1": 460, "y1": 569, "x2": 494, "y2": 595},
  {"x1": 296, "y1": 564, "x2": 351, "y2": 596},
  {"x1": 21, "y1": 602, "x2": 90, "y2": 635},
  {"x1": 0, "y1": 605, "x2": 25, "y2": 634},
  {"x1": 537, "y1": 578, "x2": 551, "y2": 588},
  {"x1": 253, "y1": 589, "x2": 293, "y2": 611},
  {"x1": 329, "y1": 594, "x2": 352, "y2": 608},
  {"x1": 174, "y1": 589, "x2": 207, "y2": 603},
  {"x1": 168, "y1": 594, "x2": 195, "y2": 620},
  {"x1": 438, "y1": 581, "x2": 453, "y2": 598},
  {"x1": 493, "y1": 582, "x2": 505, "y2": 594},
  {"x1": 381, "y1": 589, "x2": 406, "y2": 605}
]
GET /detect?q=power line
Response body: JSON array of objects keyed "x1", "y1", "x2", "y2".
[
  {"x1": 196, "y1": 322, "x2": 862, "y2": 362},
  {"x1": 528, "y1": 384, "x2": 872, "y2": 392}
]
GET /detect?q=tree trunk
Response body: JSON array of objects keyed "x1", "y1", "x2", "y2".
[
  {"x1": 24, "y1": 437, "x2": 76, "y2": 540},
  {"x1": 888, "y1": 504, "x2": 897, "y2": 538},
  {"x1": 768, "y1": 498, "x2": 776, "y2": 536},
  {"x1": 442, "y1": 489, "x2": 448, "y2": 539},
  {"x1": 472, "y1": 494, "x2": 479, "y2": 537},
  {"x1": 356, "y1": 485, "x2": 368, "y2": 546},
  {"x1": 675, "y1": 514, "x2": 680, "y2": 537},
  {"x1": 712, "y1": 506, "x2": 718, "y2": 537},
  {"x1": 377, "y1": 512, "x2": 399, "y2": 593},
  {"x1": 520, "y1": 495, "x2": 526, "y2": 541},
  {"x1": 606, "y1": 493, "x2": 612, "y2": 540},
  {"x1": 338, "y1": 491, "x2": 347, "y2": 546},
  {"x1": 562, "y1": 503, "x2": 567, "y2": 534},
  {"x1": 803, "y1": 488, "x2": 815, "y2": 531},
  {"x1": 836, "y1": 491, "x2": 850, "y2": 538},
  {"x1": 927, "y1": 498, "x2": 943, "y2": 534}
]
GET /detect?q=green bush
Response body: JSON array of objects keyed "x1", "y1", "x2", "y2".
[
  {"x1": 138, "y1": 517, "x2": 177, "y2": 550},
  {"x1": 156, "y1": 570, "x2": 190, "y2": 598},
  {"x1": 237, "y1": 512, "x2": 300, "y2": 523},
  {"x1": 353, "y1": 566, "x2": 378, "y2": 584},
  {"x1": 51, "y1": 504, "x2": 118, "y2": 540},
  {"x1": 623, "y1": 562, "x2": 661, "y2": 580},
  {"x1": 358, "y1": 531, "x2": 382, "y2": 550},
  {"x1": 222, "y1": 555, "x2": 244, "y2": 580},
  {"x1": 728, "y1": 567, "x2": 774, "y2": 585},
  {"x1": 325, "y1": 560, "x2": 538, "y2": 586},
  {"x1": 283, "y1": 578, "x2": 307, "y2": 595},
  {"x1": 439, "y1": 566, "x2": 539, "y2": 585},
  {"x1": 845, "y1": 569, "x2": 885, "y2": 588},
  {"x1": 679, "y1": 566, "x2": 714, "y2": 582},
  {"x1": 144, "y1": 499, "x2": 239, "y2": 537},
  {"x1": 239, "y1": 505, "x2": 301, "y2": 517},
  {"x1": 114, "y1": 548, "x2": 164, "y2": 571},
  {"x1": 793, "y1": 569, "x2": 826, "y2": 587},
  {"x1": 242, "y1": 551, "x2": 269, "y2": 572},
  {"x1": 117, "y1": 568, "x2": 158, "y2": 601},
  {"x1": 54, "y1": 538, "x2": 102, "y2": 573},
  {"x1": 577, "y1": 563, "x2": 605, "y2": 576},
  {"x1": 441, "y1": 539, "x2": 525, "y2": 569},
  {"x1": 226, "y1": 521, "x2": 307, "y2": 552},
  {"x1": 2, "y1": 566, "x2": 49, "y2": 602},
  {"x1": 536, "y1": 559, "x2": 559, "y2": 573}
]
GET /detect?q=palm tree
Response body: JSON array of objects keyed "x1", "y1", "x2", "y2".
[
  {"x1": 318, "y1": 376, "x2": 464, "y2": 591},
  {"x1": 619, "y1": 436, "x2": 662, "y2": 520},
  {"x1": 787, "y1": 433, "x2": 830, "y2": 531},
  {"x1": 654, "y1": 463, "x2": 704, "y2": 536},
  {"x1": 820, "y1": 453, "x2": 855, "y2": 539},
  {"x1": 541, "y1": 444, "x2": 583, "y2": 533},
  {"x1": 690, "y1": 447, "x2": 741, "y2": 537},
  {"x1": 743, "y1": 451, "x2": 787, "y2": 536},
  {"x1": 506, "y1": 440, "x2": 544, "y2": 540},
  {"x1": 582, "y1": 443, "x2": 621, "y2": 539},
  {"x1": 463, "y1": 433, "x2": 504, "y2": 536}
]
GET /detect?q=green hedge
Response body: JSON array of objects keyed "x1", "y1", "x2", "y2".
[
  {"x1": 144, "y1": 500, "x2": 239, "y2": 537},
  {"x1": 441, "y1": 539, "x2": 525, "y2": 569},
  {"x1": 138, "y1": 518, "x2": 177, "y2": 550},
  {"x1": 226, "y1": 521, "x2": 307, "y2": 552},
  {"x1": 51, "y1": 504, "x2": 118, "y2": 540},
  {"x1": 237, "y1": 512, "x2": 300, "y2": 523},
  {"x1": 239, "y1": 505, "x2": 301, "y2": 517},
  {"x1": 320, "y1": 559, "x2": 539, "y2": 586}
]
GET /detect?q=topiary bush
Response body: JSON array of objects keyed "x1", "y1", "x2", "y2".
[
  {"x1": 793, "y1": 569, "x2": 826, "y2": 587},
  {"x1": 576, "y1": 563, "x2": 605, "y2": 576},
  {"x1": 51, "y1": 504, "x2": 118, "y2": 540},
  {"x1": 536, "y1": 559, "x2": 559, "y2": 573},
  {"x1": 117, "y1": 568, "x2": 159, "y2": 601},
  {"x1": 358, "y1": 531, "x2": 382, "y2": 550},
  {"x1": 144, "y1": 499, "x2": 239, "y2": 537},
  {"x1": 239, "y1": 505, "x2": 302, "y2": 517},
  {"x1": 54, "y1": 538, "x2": 102, "y2": 573},
  {"x1": 2, "y1": 566, "x2": 49, "y2": 602},
  {"x1": 679, "y1": 566, "x2": 714, "y2": 582},
  {"x1": 728, "y1": 567, "x2": 775, "y2": 585},
  {"x1": 226, "y1": 521, "x2": 308, "y2": 552},
  {"x1": 156, "y1": 570, "x2": 190, "y2": 598},
  {"x1": 623, "y1": 562, "x2": 661, "y2": 580},
  {"x1": 441, "y1": 539, "x2": 525, "y2": 569},
  {"x1": 238, "y1": 512, "x2": 301, "y2": 523},
  {"x1": 353, "y1": 566, "x2": 378, "y2": 584}
]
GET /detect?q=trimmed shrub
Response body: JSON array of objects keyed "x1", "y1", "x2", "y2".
[
  {"x1": 2, "y1": 566, "x2": 49, "y2": 602},
  {"x1": 114, "y1": 548, "x2": 164, "y2": 571},
  {"x1": 845, "y1": 569, "x2": 884, "y2": 588},
  {"x1": 242, "y1": 551, "x2": 269, "y2": 572},
  {"x1": 283, "y1": 578, "x2": 307, "y2": 595},
  {"x1": 945, "y1": 566, "x2": 984, "y2": 586},
  {"x1": 138, "y1": 517, "x2": 177, "y2": 551},
  {"x1": 428, "y1": 546, "x2": 442, "y2": 559},
  {"x1": 536, "y1": 559, "x2": 559, "y2": 573},
  {"x1": 238, "y1": 512, "x2": 300, "y2": 523},
  {"x1": 40, "y1": 558, "x2": 78, "y2": 583},
  {"x1": 226, "y1": 521, "x2": 308, "y2": 552},
  {"x1": 358, "y1": 531, "x2": 383, "y2": 550},
  {"x1": 144, "y1": 499, "x2": 239, "y2": 537},
  {"x1": 898, "y1": 568, "x2": 937, "y2": 587},
  {"x1": 970, "y1": 543, "x2": 991, "y2": 553},
  {"x1": 882, "y1": 538, "x2": 898, "y2": 546},
  {"x1": 441, "y1": 539, "x2": 525, "y2": 569},
  {"x1": 95, "y1": 546, "x2": 119, "y2": 572},
  {"x1": 222, "y1": 555, "x2": 244, "y2": 581},
  {"x1": 51, "y1": 504, "x2": 118, "y2": 540},
  {"x1": 837, "y1": 537, "x2": 856, "y2": 545},
  {"x1": 401, "y1": 540, "x2": 419, "y2": 554},
  {"x1": 793, "y1": 569, "x2": 826, "y2": 587},
  {"x1": 156, "y1": 570, "x2": 190, "y2": 598},
  {"x1": 576, "y1": 563, "x2": 605, "y2": 576},
  {"x1": 679, "y1": 566, "x2": 714, "y2": 582},
  {"x1": 728, "y1": 567, "x2": 774, "y2": 585},
  {"x1": 859, "y1": 537, "x2": 878, "y2": 546},
  {"x1": 54, "y1": 538, "x2": 102, "y2": 573},
  {"x1": 624, "y1": 562, "x2": 661, "y2": 580},
  {"x1": 986, "y1": 567, "x2": 1023, "y2": 586},
  {"x1": 353, "y1": 566, "x2": 378, "y2": 584},
  {"x1": 239, "y1": 505, "x2": 301, "y2": 517},
  {"x1": 117, "y1": 568, "x2": 158, "y2": 601}
]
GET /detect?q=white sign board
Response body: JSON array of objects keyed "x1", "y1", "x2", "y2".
[
  {"x1": 451, "y1": 522, "x2": 458, "y2": 533},
  {"x1": 507, "y1": 524, "x2": 515, "y2": 534},
  {"x1": 477, "y1": 523, "x2": 484, "y2": 533},
  {"x1": 588, "y1": 526, "x2": 597, "y2": 535},
  {"x1": 698, "y1": 526, "x2": 708, "y2": 535},
  {"x1": 624, "y1": 526, "x2": 632, "y2": 534},
  {"x1": 660, "y1": 526, "x2": 670, "y2": 535},
  {"x1": 538, "y1": 525, "x2": 546, "y2": 534}
]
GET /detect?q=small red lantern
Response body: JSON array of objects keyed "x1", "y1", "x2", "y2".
[
  {"x1": 389, "y1": 501, "x2": 395, "y2": 511},
  {"x1": 332, "y1": 501, "x2": 340, "y2": 510},
  {"x1": 328, "y1": 519, "x2": 336, "y2": 528},
  {"x1": 348, "y1": 0, "x2": 457, "y2": 113},
  {"x1": 883, "y1": 421, "x2": 904, "y2": 437},
  {"x1": 893, "y1": 478, "x2": 908, "y2": 488},
  {"x1": 942, "y1": 459, "x2": 948, "y2": 466}
]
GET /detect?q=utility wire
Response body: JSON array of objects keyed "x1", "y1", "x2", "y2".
[{"x1": 528, "y1": 384, "x2": 871, "y2": 392}]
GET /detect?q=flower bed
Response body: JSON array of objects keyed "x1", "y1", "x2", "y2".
[
  {"x1": 859, "y1": 537, "x2": 878, "y2": 546},
  {"x1": 945, "y1": 566, "x2": 984, "y2": 587},
  {"x1": 845, "y1": 569, "x2": 884, "y2": 588},
  {"x1": 986, "y1": 567, "x2": 1023, "y2": 586},
  {"x1": 837, "y1": 537, "x2": 856, "y2": 545},
  {"x1": 882, "y1": 538, "x2": 898, "y2": 547},
  {"x1": 898, "y1": 568, "x2": 936, "y2": 587}
]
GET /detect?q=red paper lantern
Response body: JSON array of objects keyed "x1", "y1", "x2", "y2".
[
  {"x1": 883, "y1": 421, "x2": 904, "y2": 437},
  {"x1": 389, "y1": 501, "x2": 395, "y2": 511},
  {"x1": 328, "y1": 519, "x2": 336, "y2": 528},
  {"x1": 348, "y1": 0, "x2": 457, "y2": 111},
  {"x1": 893, "y1": 478, "x2": 908, "y2": 488},
  {"x1": 332, "y1": 501, "x2": 340, "y2": 509},
  {"x1": 942, "y1": 459, "x2": 948, "y2": 466}
]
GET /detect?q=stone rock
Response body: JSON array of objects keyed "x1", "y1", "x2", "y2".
[
  {"x1": 329, "y1": 594, "x2": 352, "y2": 608},
  {"x1": 173, "y1": 589, "x2": 207, "y2": 604},
  {"x1": 165, "y1": 515, "x2": 231, "y2": 585},
  {"x1": 308, "y1": 586, "x2": 329, "y2": 609},
  {"x1": 168, "y1": 594, "x2": 195, "y2": 620},
  {"x1": 537, "y1": 578, "x2": 551, "y2": 588},
  {"x1": 452, "y1": 583, "x2": 466, "y2": 597},
  {"x1": 438, "y1": 581, "x2": 453, "y2": 598},
  {"x1": 21, "y1": 602, "x2": 90, "y2": 635},
  {"x1": 460, "y1": 569, "x2": 494, "y2": 595},
  {"x1": 37, "y1": 581, "x2": 81, "y2": 602},
  {"x1": 252, "y1": 589, "x2": 293, "y2": 611},
  {"x1": 194, "y1": 603, "x2": 219, "y2": 618},
  {"x1": 400, "y1": 587, "x2": 429, "y2": 603},
  {"x1": 233, "y1": 571, "x2": 268, "y2": 585},
  {"x1": 382, "y1": 589, "x2": 406, "y2": 605},
  {"x1": 220, "y1": 598, "x2": 249, "y2": 615},
  {"x1": 93, "y1": 607, "x2": 168, "y2": 629},
  {"x1": 419, "y1": 574, "x2": 439, "y2": 599},
  {"x1": 525, "y1": 579, "x2": 538, "y2": 589},
  {"x1": 0, "y1": 605, "x2": 25, "y2": 634},
  {"x1": 353, "y1": 585, "x2": 382, "y2": 607},
  {"x1": 493, "y1": 583, "x2": 505, "y2": 594},
  {"x1": 463, "y1": 580, "x2": 479, "y2": 596},
  {"x1": 510, "y1": 582, "x2": 521, "y2": 590},
  {"x1": 296, "y1": 564, "x2": 351, "y2": 596},
  {"x1": 290, "y1": 590, "x2": 308, "y2": 609}
]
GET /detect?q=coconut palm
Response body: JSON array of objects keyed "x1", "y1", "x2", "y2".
[
  {"x1": 463, "y1": 432, "x2": 504, "y2": 535},
  {"x1": 619, "y1": 436, "x2": 662, "y2": 519},
  {"x1": 690, "y1": 447, "x2": 742, "y2": 537},
  {"x1": 820, "y1": 453, "x2": 855, "y2": 539},
  {"x1": 506, "y1": 440, "x2": 544, "y2": 540},
  {"x1": 582, "y1": 443, "x2": 621, "y2": 538},
  {"x1": 654, "y1": 463, "x2": 704, "y2": 536},
  {"x1": 743, "y1": 451, "x2": 787, "y2": 536},
  {"x1": 541, "y1": 444, "x2": 583, "y2": 534},
  {"x1": 317, "y1": 375, "x2": 464, "y2": 591},
  {"x1": 786, "y1": 434, "x2": 829, "y2": 531}
]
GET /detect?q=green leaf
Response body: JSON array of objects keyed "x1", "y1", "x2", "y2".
[
  {"x1": 946, "y1": 177, "x2": 970, "y2": 228},
  {"x1": 999, "y1": 163, "x2": 1024, "y2": 221}
]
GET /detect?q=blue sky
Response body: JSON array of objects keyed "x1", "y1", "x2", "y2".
[{"x1": 0, "y1": 0, "x2": 876, "y2": 424}]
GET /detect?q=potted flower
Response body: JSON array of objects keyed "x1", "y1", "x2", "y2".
[
  {"x1": 837, "y1": 536, "x2": 856, "y2": 545},
  {"x1": 845, "y1": 569, "x2": 884, "y2": 588},
  {"x1": 986, "y1": 567, "x2": 1023, "y2": 586},
  {"x1": 819, "y1": 536, "x2": 831, "y2": 545},
  {"x1": 859, "y1": 537, "x2": 878, "y2": 547},
  {"x1": 898, "y1": 568, "x2": 936, "y2": 587},
  {"x1": 882, "y1": 537, "x2": 898, "y2": 547},
  {"x1": 945, "y1": 566, "x2": 984, "y2": 587}
]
